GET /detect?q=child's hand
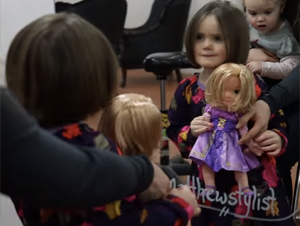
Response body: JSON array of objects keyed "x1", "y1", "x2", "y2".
[
  {"x1": 255, "y1": 130, "x2": 282, "y2": 156},
  {"x1": 244, "y1": 139, "x2": 263, "y2": 156},
  {"x1": 170, "y1": 185, "x2": 201, "y2": 217},
  {"x1": 190, "y1": 113, "x2": 213, "y2": 137},
  {"x1": 246, "y1": 61, "x2": 262, "y2": 75}
]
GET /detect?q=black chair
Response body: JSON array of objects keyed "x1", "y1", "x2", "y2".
[
  {"x1": 144, "y1": 52, "x2": 195, "y2": 176},
  {"x1": 119, "y1": 0, "x2": 191, "y2": 87},
  {"x1": 55, "y1": 0, "x2": 127, "y2": 56}
]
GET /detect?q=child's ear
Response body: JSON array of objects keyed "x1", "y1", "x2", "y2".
[{"x1": 280, "y1": 0, "x2": 286, "y2": 13}]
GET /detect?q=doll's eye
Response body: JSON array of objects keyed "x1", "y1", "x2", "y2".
[{"x1": 234, "y1": 90, "x2": 240, "y2": 94}]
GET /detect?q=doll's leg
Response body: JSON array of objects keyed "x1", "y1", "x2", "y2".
[
  {"x1": 202, "y1": 164, "x2": 216, "y2": 190},
  {"x1": 234, "y1": 171, "x2": 253, "y2": 195}
]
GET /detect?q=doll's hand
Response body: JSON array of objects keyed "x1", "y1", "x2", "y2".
[
  {"x1": 255, "y1": 130, "x2": 282, "y2": 156},
  {"x1": 244, "y1": 139, "x2": 263, "y2": 156},
  {"x1": 246, "y1": 61, "x2": 262, "y2": 75},
  {"x1": 169, "y1": 185, "x2": 201, "y2": 217},
  {"x1": 190, "y1": 113, "x2": 213, "y2": 137}
]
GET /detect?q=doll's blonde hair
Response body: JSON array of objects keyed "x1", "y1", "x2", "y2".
[
  {"x1": 99, "y1": 93, "x2": 162, "y2": 157},
  {"x1": 205, "y1": 63, "x2": 256, "y2": 113}
]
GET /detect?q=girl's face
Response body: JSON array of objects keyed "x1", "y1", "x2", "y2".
[
  {"x1": 222, "y1": 75, "x2": 241, "y2": 111},
  {"x1": 245, "y1": 0, "x2": 284, "y2": 34},
  {"x1": 194, "y1": 15, "x2": 227, "y2": 70}
]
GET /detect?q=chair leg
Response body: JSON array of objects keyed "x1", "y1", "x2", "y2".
[
  {"x1": 175, "y1": 69, "x2": 182, "y2": 83},
  {"x1": 120, "y1": 68, "x2": 127, "y2": 87}
]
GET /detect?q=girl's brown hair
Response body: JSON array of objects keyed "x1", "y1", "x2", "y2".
[
  {"x1": 205, "y1": 63, "x2": 256, "y2": 113},
  {"x1": 185, "y1": 0, "x2": 250, "y2": 67},
  {"x1": 6, "y1": 13, "x2": 118, "y2": 127}
]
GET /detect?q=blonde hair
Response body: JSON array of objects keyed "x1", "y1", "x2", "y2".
[
  {"x1": 99, "y1": 93, "x2": 162, "y2": 157},
  {"x1": 205, "y1": 63, "x2": 256, "y2": 113}
]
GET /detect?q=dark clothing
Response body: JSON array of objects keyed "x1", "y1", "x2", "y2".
[
  {"x1": 12, "y1": 123, "x2": 191, "y2": 226},
  {"x1": 1, "y1": 88, "x2": 153, "y2": 208},
  {"x1": 260, "y1": 65, "x2": 299, "y2": 114},
  {"x1": 261, "y1": 65, "x2": 300, "y2": 204},
  {"x1": 167, "y1": 74, "x2": 294, "y2": 226}
]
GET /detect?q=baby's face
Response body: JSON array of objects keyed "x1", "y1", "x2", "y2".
[{"x1": 244, "y1": 0, "x2": 284, "y2": 34}]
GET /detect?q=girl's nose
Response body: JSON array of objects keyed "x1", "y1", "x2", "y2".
[{"x1": 203, "y1": 39, "x2": 212, "y2": 48}]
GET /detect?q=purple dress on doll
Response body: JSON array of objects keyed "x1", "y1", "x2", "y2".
[{"x1": 189, "y1": 104, "x2": 260, "y2": 172}]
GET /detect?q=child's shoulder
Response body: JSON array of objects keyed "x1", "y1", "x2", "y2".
[{"x1": 179, "y1": 73, "x2": 199, "y2": 86}]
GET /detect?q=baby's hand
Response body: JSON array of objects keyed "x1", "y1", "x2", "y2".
[
  {"x1": 255, "y1": 130, "x2": 282, "y2": 156},
  {"x1": 190, "y1": 113, "x2": 213, "y2": 137},
  {"x1": 246, "y1": 61, "x2": 262, "y2": 75},
  {"x1": 169, "y1": 185, "x2": 201, "y2": 217}
]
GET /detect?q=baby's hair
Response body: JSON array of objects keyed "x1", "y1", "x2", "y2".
[
  {"x1": 205, "y1": 63, "x2": 256, "y2": 113},
  {"x1": 185, "y1": 0, "x2": 250, "y2": 67},
  {"x1": 6, "y1": 13, "x2": 118, "y2": 127},
  {"x1": 99, "y1": 93, "x2": 162, "y2": 157}
]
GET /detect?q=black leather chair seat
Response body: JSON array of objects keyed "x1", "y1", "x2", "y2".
[{"x1": 144, "y1": 52, "x2": 194, "y2": 76}]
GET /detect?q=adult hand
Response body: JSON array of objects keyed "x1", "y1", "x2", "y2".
[
  {"x1": 190, "y1": 113, "x2": 213, "y2": 137},
  {"x1": 170, "y1": 185, "x2": 201, "y2": 217},
  {"x1": 237, "y1": 100, "x2": 271, "y2": 145},
  {"x1": 247, "y1": 48, "x2": 279, "y2": 63},
  {"x1": 138, "y1": 162, "x2": 170, "y2": 203}
]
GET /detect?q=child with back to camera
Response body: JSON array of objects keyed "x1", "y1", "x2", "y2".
[
  {"x1": 6, "y1": 13, "x2": 200, "y2": 226},
  {"x1": 244, "y1": 0, "x2": 300, "y2": 82},
  {"x1": 99, "y1": 93, "x2": 182, "y2": 187},
  {"x1": 167, "y1": 1, "x2": 294, "y2": 225}
]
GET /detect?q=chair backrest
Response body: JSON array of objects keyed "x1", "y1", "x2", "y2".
[
  {"x1": 146, "y1": 0, "x2": 191, "y2": 51},
  {"x1": 55, "y1": 0, "x2": 127, "y2": 55}
]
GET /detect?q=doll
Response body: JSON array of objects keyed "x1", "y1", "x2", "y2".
[
  {"x1": 189, "y1": 63, "x2": 260, "y2": 196},
  {"x1": 100, "y1": 93, "x2": 162, "y2": 159}
]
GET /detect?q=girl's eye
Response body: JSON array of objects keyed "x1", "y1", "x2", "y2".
[
  {"x1": 214, "y1": 36, "x2": 223, "y2": 42},
  {"x1": 234, "y1": 90, "x2": 240, "y2": 94},
  {"x1": 249, "y1": 12, "x2": 257, "y2": 16},
  {"x1": 196, "y1": 34, "x2": 203, "y2": 40},
  {"x1": 265, "y1": 11, "x2": 272, "y2": 15}
]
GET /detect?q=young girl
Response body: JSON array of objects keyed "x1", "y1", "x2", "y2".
[
  {"x1": 189, "y1": 63, "x2": 260, "y2": 196},
  {"x1": 167, "y1": 1, "x2": 293, "y2": 225},
  {"x1": 245, "y1": 0, "x2": 300, "y2": 81},
  {"x1": 6, "y1": 13, "x2": 199, "y2": 226}
]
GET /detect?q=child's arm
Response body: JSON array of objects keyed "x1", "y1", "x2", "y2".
[
  {"x1": 260, "y1": 55, "x2": 300, "y2": 79},
  {"x1": 166, "y1": 76, "x2": 204, "y2": 158}
]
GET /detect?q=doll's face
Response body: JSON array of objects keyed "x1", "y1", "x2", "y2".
[{"x1": 222, "y1": 75, "x2": 241, "y2": 111}]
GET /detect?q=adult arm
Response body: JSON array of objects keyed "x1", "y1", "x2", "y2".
[
  {"x1": 237, "y1": 65, "x2": 299, "y2": 144},
  {"x1": 261, "y1": 64, "x2": 299, "y2": 114},
  {"x1": 1, "y1": 88, "x2": 154, "y2": 208}
]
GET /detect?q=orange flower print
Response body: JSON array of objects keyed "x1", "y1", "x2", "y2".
[{"x1": 62, "y1": 124, "x2": 82, "y2": 139}]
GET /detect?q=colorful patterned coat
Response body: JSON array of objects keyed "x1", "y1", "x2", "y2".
[
  {"x1": 13, "y1": 123, "x2": 193, "y2": 226},
  {"x1": 167, "y1": 73, "x2": 294, "y2": 226}
]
